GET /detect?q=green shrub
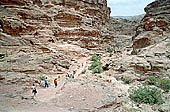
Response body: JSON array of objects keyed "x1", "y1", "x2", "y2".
[
  {"x1": 147, "y1": 76, "x2": 158, "y2": 85},
  {"x1": 146, "y1": 76, "x2": 170, "y2": 92},
  {"x1": 92, "y1": 64, "x2": 103, "y2": 74},
  {"x1": 107, "y1": 47, "x2": 113, "y2": 57},
  {"x1": 129, "y1": 86, "x2": 164, "y2": 104},
  {"x1": 91, "y1": 54, "x2": 101, "y2": 62},
  {"x1": 107, "y1": 47, "x2": 113, "y2": 53},
  {"x1": 40, "y1": 75, "x2": 45, "y2": 81},
  {"x1": 88, "y1": 60, "x2": 103, "y2": 74},
  {"x1": 88, "y1": 54, "x2": 103, "y2": 74},
  {"x1": 88, "y1": 60, "x2": 102, "y2": 70},
  {"x1": 157, "y1": 79, "x2": 170, "y2": 92},
  {"x1": 165, "y1": 83, "x2": 170, "y2": 92},
  {"x1": 123, "y1": 76, "x2": 132, "y2": 84}
]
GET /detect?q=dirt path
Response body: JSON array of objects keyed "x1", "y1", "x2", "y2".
[
  {"x1": 34, "y1": 81, "x2": 68, "y2": 103},
  {"x1": 14, "y1": 53, "x2": 92, "y2": 111},
  {"x1": 34, "y1": 55, "x2": 90, "y2": 103},
  {"x1": 34, "y1": 87, "x2": 57, "y2": 102},
  {"x1": 74, "y1": 57, "x2": 89, "y2": 77}
]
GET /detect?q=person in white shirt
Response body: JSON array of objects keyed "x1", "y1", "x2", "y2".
[{"x1": 32, "y1": 84, "x2": 37, "y2": 96}]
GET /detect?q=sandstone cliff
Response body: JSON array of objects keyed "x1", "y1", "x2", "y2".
[
  {"x1": 0, "y1": 0, "x2": 111, "y2": 86},
  {"x1": 109, "y1": 17, "x2": 139, "y2": 36},
  {"x1": 133, "y1": 0, "x2": 170, "y2": 49},
  {"x1": 106, "y1": 0, "x2": 170, "y2": 86},
  {"x1": 0, "y1": 0, "x2": 111, "y2": 49},
  {"x1": 129, "y1": 0, "x2": 170, "y2": 77}
]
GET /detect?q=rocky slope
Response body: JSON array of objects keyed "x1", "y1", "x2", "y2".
[
  {"x1": 109, "y1": 14, "x2": 144, "y2": 36},
  {"x1": 109, "y1": 0, "x2": 170, "y2": 82},
  {"x1": 113, "y1": 14, "x2": 144, "y2": 21},
  {"x1": 109, "y1": 17, "x2": 138, "y2": 36},
  {"x1": 133, "y1": 0, "x2": 170, "y2": 48},
  {"x1": 105, "y1": 1, "x2": 170, "y2": 111}
]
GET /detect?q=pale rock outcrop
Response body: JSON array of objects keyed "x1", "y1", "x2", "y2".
[
  {"x1": 133, "y1": 0, "x2": 170, "y2": 49},
  {"x1": 130, "y1": 0, "x2": 170, "y2": 77}
]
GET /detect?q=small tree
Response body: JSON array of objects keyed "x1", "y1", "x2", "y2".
[
  {"x1": 40, "y1": 75, "x2": 45, "y2": 81},
  {"x1": 88, "y1": 54, "x2": 103, "y2": 74}
]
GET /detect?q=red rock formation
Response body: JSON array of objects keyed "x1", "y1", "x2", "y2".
[
  {"x1": 0, "y1": 0, "x2": 25, "y2": 6},
  {"x1": 0, "y1": 0, "x2": 110, "y2": 49}
]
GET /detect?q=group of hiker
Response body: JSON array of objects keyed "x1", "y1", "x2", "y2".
[
  {"x1": 32, "y1": 71, "x2": 76, "y2": 97},
  {"x1": 66, "y1": 71, "x2": 75, "y2": 79},
  {"x1": 32, "y1": 77, "x2": 58, "y2": 97},
  {"x1": 44, "y1": 77, "x2": 58, "y2": 88}
]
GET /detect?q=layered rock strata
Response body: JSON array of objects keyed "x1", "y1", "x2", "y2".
[
  {"x1": 133, "y1": 0, "x2": 170, "y2": 49},
  {"x1": 0, "y1": 0, "x2": 111, "y2": 49},
  {"x1": 0, "y1": 0, "x2": 111, "y2": 85},
  {"x1": 129, "y1": 0, "x2": 170, "y2": 77}
]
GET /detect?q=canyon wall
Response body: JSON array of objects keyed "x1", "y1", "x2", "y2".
[
  {"x1": 133, "y1": 0, "x2": 170, "y2": 49},
  {"x1": 0, "y1": 0, "x2": 111, "y2": 85},
  {"x1": 129, "y1": 0, "x2": 170, "y2": 77},
  {"x1": 0, "y1": 0, "x2": 111, "y2": 49}
]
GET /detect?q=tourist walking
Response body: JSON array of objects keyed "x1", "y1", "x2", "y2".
[
  {"x1": 32, "y1": 84, "x2": 37, "y2": 97},
  {"x1": 54, "y1": 78, "x2": 57, "y2": 88},
  {"x1": 44, "y1": 77, "x2": 49, "y2": 88}
]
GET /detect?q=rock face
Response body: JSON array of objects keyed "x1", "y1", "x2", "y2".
[
  {"x1": 133, "y1": 0, "x2": 170, "y2": 49},
  {"x1": 105, "y1": 0, "x2": 170, "y2": 83},
  {"x1": 129, "y1": 0, "x2": 170, "y2": 77},
  {"x1": 109, "y1": 16, "x2": 143, "y2": 36},
  {"x1": 1, "y1": 0, "x2": 111, "y2": 85},
  {"x1": 0, "y1": 0, "x2": 110, "y2": 49}
]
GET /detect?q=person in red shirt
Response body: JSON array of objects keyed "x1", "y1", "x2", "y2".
[{"x1": 54, "y1": 78, "x2": 57, "y2": 88}]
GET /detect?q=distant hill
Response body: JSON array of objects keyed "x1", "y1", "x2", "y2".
[
  {"x1": 108, "y1": 14, "x2": 144, "y2": 36},
  {"x1": 112, "y1": 14, "x2": 145, "y2": 22}
]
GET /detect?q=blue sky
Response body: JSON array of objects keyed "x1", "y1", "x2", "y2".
[{"x1": 107, "y1": 0, "x2": 155, "y2": 16}]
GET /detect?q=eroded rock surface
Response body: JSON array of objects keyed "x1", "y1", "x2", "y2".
[
  {"x1": 133, "y1": 0, "x2": 170, "y2": 49},
  {"x1": 127, "y1": 0, "x2": 170, "y2": 77},
  {"x1": 0, "y1": 0, "x2": 111, "y2": 49}
]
